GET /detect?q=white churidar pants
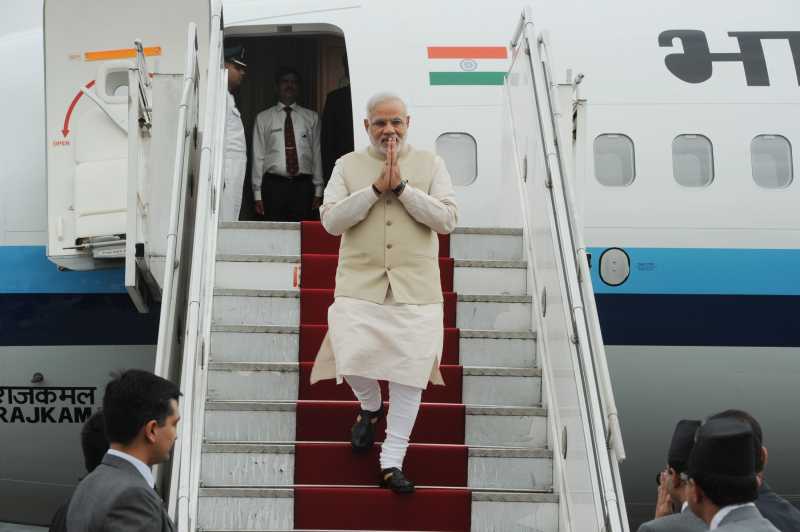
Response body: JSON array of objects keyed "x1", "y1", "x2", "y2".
[{"x1": 344, "y1": 374, "x2": 423, "y2": 471}]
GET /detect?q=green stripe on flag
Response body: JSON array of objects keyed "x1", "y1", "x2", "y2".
[{"x1": 429, "y1": 72, "x2": 506, "y2": 86}]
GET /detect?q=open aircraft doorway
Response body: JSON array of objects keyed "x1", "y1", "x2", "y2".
[{"x1": 224, "y1": 24, "x2": 352, "y2": 220}]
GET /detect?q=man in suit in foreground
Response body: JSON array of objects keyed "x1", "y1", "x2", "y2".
[
  {"x1": 637, "y1": 419, "x2": 706, "y2": 531},
  {"x1": 687, "y1": 417, "x2": 779, "y2": 531},
  {"x1": 67, "y1": 370, "x2": 180, "y2": 531},
  {"x1": 49, "y1": 411, "x2": 109, "y2": 532},
  {"x1": 709, "y1": 410, "x2": 800, "y2": 532}
]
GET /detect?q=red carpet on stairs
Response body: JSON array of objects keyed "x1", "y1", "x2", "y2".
[
  {"x1": 295, "y1": 487, "x2": 471, "y2": 531},
  {"x1": 294, "y1": 221, "x2": 471, "y2": 531},
  {"x1": 294, "y1": 442, "x2": 469, "y2": 486}
]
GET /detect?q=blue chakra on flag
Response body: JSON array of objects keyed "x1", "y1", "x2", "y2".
[{"x1": 459, "y1": 58, "x2": 478, "y2": 72}]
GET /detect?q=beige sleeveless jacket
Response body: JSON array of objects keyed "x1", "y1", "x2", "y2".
[{"x1": 334, "y1": 146, "x2": 442, "y2": 304}]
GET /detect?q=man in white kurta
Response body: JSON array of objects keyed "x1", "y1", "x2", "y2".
[
  {"x1": 221, "y1": 46, "x2": 247, "y2": 222},
  {"x1": 310, "y1": 93, "x2": 457, "y2": 493}
]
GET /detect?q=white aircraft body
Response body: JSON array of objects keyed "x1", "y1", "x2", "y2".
[{"x1": 0, "y1": 0, "x2": 798, "y2": 528}]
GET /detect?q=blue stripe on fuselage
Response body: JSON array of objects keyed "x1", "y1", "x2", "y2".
[
  {"x1": 588, "y1": 247, "x2": 800, "y2": 296},
  {"x1": 0, "y1": 246, "x2": 125, "y2": 294},
  {"x1": 588, "y1": 247, "x2": 800, "y2": 347}
]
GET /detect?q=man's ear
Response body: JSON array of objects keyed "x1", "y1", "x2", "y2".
[
  {"x1": 761, "y1": 446, "x2": 769, "y2": 470},
  {"x1": 364, "y1": 118, "x2": 370, "y2": 133},
  {"x1": 405, "y1": 116, "x2": 411, "y2": 128},
  {"x1": 143, "y1": 419, "x2": 159, "y2": 444}
]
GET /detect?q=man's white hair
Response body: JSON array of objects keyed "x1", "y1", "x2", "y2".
[{"x1": 366, "y1": 92, "x2": 407, "y2": 117}]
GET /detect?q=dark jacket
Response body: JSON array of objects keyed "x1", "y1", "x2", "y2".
[
  {"x1": 66, "y1": 453, "x2": 174, "y2": 532},
  {"x1": 757, "y1": 482, "x2": 800, "y2": 532}
]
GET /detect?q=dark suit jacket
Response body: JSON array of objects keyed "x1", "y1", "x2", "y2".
[
  {"x1": 320, "y1": 85, "x2": 353, "y2": 183},
  {"x1": 757, "y1": 482, "x2": 800, "y2": 532},
  {"x1": 636, "y1": 507, "x2": 707, "y2": 532},
  {"x1": 717, "y1": 504, "x2": 780, "y2": 531},
  {"x1": 66, "y1": 454, "x2": 174, "y2": 532}
]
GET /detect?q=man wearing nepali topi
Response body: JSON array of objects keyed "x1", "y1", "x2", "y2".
[{"x1": 310, "y1": 92, "x2": 458, "y2": 494}]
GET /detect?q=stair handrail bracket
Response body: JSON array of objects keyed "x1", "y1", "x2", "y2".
[{"x1": 506, "y1": 5, "x2": 629, "y2": 532}]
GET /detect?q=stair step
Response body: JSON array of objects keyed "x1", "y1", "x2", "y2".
[
  {"x1": 212, "y1": 289, "x2": 533, "y2": 331},
  {"x1": 209, "y1": 326, "x2": 537, "y2": 368},
  {"x1": 214, "y1": 255, "x2": 527, "y2": 295},
  {"x1": 217, "y1": 222, "x2": 524, "y2": 262},
  {"x1": 206, "y1": 362, "x2": 541, "y2": 407},
  {"x1": 200, "y1": 442, "x2": 552, "y2": 490},
  {"x1": 197, "y1": 486, "x2": 557, "y2": 531},
  {"x1": 205, "y1": 401, "x2": 548, "y2": 448}
]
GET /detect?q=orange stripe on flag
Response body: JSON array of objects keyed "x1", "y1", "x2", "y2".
[
  {"x1": 427, "y1": 46, "x2": 508, "y2": 59},
  {"x1": 85, "y1": 46, "x2": 162, "y2": 62}
]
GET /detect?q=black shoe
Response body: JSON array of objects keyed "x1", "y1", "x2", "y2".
[
  {"x1": 350, "y1": 405, "x2": 384, "y2": 452},
  {"x1": 380, "y1": 467, "x2": 415, "y2": 494}
]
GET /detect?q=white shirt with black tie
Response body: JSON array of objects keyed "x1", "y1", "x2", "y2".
[{"x1": 251, "y1": 102, "x2": 323, "y2": 201}]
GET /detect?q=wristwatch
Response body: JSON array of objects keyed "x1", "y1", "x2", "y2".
[{"x1": 392, "y1": 179, "x2": 408, "y2": 196}]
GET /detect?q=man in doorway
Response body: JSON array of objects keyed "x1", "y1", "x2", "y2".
[
  {"x1": 687, "y1": 417, "x2": 778, "y2": 531},
  {"x1": 251, "y1": 66, "x2": 323, "y2": 221},
  {"x1": 221, "y1": 45, "x2": 247, "y2": 222},
  {"x1": 67, "y1": 370, "x2": 180, "y2": 532},
  {"x1": 321, "y1": 54, "x2": 353, "y2": 183},
  {"x1": 637, "y1": 419, "x2": 705, "y2": 531},
  {"x1": 311, "y1": 92, "x2": 458, "y2": 493}
]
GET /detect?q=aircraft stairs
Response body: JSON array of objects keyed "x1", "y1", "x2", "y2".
[
  {"x1": 195, "y1": 221, "x2": 554, "y2": 530},
  {"x1": 138, "y1": 5, "x2": 629, "y2": 532}
]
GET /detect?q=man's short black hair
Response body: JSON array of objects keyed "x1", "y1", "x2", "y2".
[
  {"x1": 80, "y1": 410, "x2": 109, "y2": 472},
  {"x1": 103, "y1": 370, "x2": 181, "y2": 445},
  {"x1": 708, "y1": 409, "x2": 764, "y2": 473},
  {"x1": 275, "y1": 66, "x2": 302, "y2": 85},
  {"x1": 693, "y1": 473, "x2": 758, "y2": 508}
]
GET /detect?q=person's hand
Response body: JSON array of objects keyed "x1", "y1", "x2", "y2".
[
  {"x1": 372, "y1": 137, "x2": 396, "y2": 193},
  {"x1": 389, "y1": 140, "x2": 402, "y2": 190},
  {"x1": 654, "y1": 470, "x2": 674, "y2": 518},
  {"x1": 254, "y1": 200, "x2": 264, "y2": 216},
  {"x1": 312, "y1": 196, "x2": 322, "y2": 210}
]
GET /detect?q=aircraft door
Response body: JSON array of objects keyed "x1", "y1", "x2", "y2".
[{"x1": 43, "y1": 0, "x2": 210, "y2": 275}]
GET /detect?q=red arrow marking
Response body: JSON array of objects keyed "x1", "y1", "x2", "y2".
[{"x1": 62, "y1": 80, "x2": 96, "y2": 138}]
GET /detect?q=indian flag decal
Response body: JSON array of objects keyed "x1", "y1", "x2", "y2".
[{"x1": 428, "y1": 46, "x2": 509, "y2": 86}]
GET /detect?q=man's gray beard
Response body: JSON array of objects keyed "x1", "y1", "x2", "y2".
[{"x1": 371, "y1": 135, "x2": 407, "y2": 155}]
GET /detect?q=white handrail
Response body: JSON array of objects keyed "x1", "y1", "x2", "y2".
[
  {"x1": 172, "y1": 2, "x2": 224, "y2": 529},
  {"x1": 537, "y1": 36, "x2": 626, "y2": 463},
  {"x1": 511, "y1": 6, "x2": 628, "y2": 531},
  {"x1": 154, "y1": 23, "x2": 199, "y2": 383},
  {"x1": 150, "y1": 23, "x2": 200, "y2": 520}
]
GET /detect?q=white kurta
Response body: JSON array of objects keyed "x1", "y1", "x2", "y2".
[
  {"x1": 222, "y1": 92, "x2": 246, "y2": 222},
  {"x1": 311, "y1": 151, "x2": 458, "y2": 389}
]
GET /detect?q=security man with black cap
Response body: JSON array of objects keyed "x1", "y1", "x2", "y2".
[
  {"x1": 687, "y1": 417, "x2": 779, "y2": 531},
  {"x1": 637, "y1": 419, "x2": 706, "y2": 531},
  {"x1": 709, "y1": 410, "x2": 800, "y2": 532},
  {"x1": 222, "y1": 45, "x2": 247, "y2": 221}
]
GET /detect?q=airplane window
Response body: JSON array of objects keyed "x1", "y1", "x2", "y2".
[
  {"x1": 752, "y1": 135, "x2": 793, "y2": 189},
  {"x1": 436, "y1": 132, "x2": 477, "y2": 186},
  {"x1": 593, "y1": 134, "x2": 635, "y2": 187},
  {"x1": 673, "y1": 135, "x2": 714, "y2": 187}
]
